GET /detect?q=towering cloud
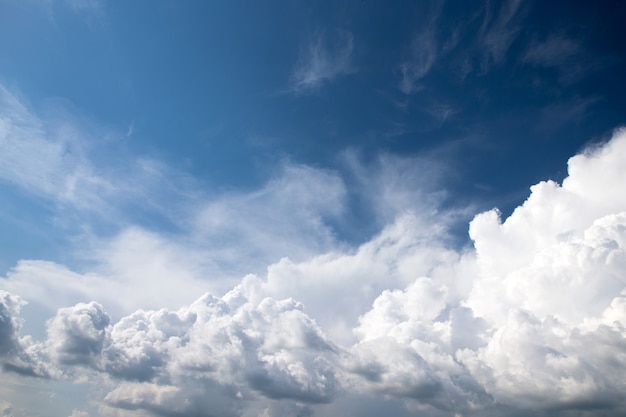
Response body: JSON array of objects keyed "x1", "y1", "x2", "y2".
[{"x1": 2, "y1": 129, "x2": 626, "y2": 416}]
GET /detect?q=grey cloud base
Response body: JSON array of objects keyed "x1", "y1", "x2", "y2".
[{"x1": 2, "y1": 129, "x2": 626, "y2": 416}]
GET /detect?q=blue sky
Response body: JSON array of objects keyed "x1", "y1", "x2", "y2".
[{"x1": 1, "y1": 1, "x2": 626, "y2": 417}]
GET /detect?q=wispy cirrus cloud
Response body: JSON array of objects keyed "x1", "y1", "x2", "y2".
[
  {"x1": 0, "y1": 83, "x2": 351, "y2": 318},
  {"x1": 0, "y1": 85, "x2": 197, "y2": 230},
  {"x1": 397, "y1": 28, "x2": 438, "y2": 95},
  {"x1": 396, "y1": 0, "x2": 529, "y2": 84},
  {"x1": 480, "y1": 0, "x2": 526, "y2": 69},
  {"x1": 396, "y1": 3, "x2": 444, "y2": 95},
  {"x1": 523, "y1": 34, "x2": 581, "y2": 67},
  {"x1": 291, "y1": 30, "x2": 354, "y2": 92},
  {"x1": 523, "y1": 33, "x2": 599, "y2": 84}
]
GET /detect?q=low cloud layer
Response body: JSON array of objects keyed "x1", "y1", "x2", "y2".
[{"x1": 2, "y1": 129, "x2": 626, "y2": 416}]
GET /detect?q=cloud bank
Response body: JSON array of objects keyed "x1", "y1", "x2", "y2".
[{"x1": 2, "y1": 128, "x2": 626, "y2": 416}]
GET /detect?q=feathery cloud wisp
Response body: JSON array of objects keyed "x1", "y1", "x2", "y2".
[{"x1": 291, "y1": 30, "x2": 354, "y2": 92}]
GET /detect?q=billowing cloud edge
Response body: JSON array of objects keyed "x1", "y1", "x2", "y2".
[{"x1": 2, "y1": 128, "x2": 626, "y2": 416}]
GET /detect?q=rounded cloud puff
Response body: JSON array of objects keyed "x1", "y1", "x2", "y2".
[{"x1": 2, "y1": 129, "x2": 626, "y2": 416}]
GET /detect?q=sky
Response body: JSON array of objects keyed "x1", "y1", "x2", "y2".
[{"x1": 1, "y1": 0, "x2": 626, "y2": 416}]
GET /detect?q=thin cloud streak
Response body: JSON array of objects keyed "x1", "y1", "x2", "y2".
[
  {"x1": 291, "y1": 30, "x2": 354, "y2": 92},
  {"x1": 397, "y1": 27, "x2": 438, "y2": 95},
  {"x1": 523, "y1": 33, "x2": 599, "y2": 85},
  {"x1": 480, "y1": 0, "x2": 526, "y2": 69},
  {"x1": 396, "y1": 2, "x2": 445, "y2": 95},
  {"x1": 523, "y1": 34, "x2": 581, "y2": 67}
]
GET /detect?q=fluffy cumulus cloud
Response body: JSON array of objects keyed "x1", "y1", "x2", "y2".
[
  {"x1": 3, "y1": 285, "x2": 340, "y2": 415},
  {"x1": 457, "y1": 130, "x2": 626, "y2": 412},
  {"x1": 2, "y1": 129, "x2": 626, "y2": 416},
  {"x1": 47, "y1": 302, "x2": 111, "y2": 367}
]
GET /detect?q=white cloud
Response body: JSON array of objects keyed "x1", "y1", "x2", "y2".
[
  {"x1": 340, "y1": 148, "x2": 465, "y2": 228},
  {"x1": 3, "y1": 77, "x2": 626, "y2": 415},
  {"x1": 344, "y1": 277, "x2": 489, "y2": 413},
  {"x1": 291, "y1": 30, "x2": 354, "y2": 92},
  {"x1": 398, "y1": 26, "x2": 438, "y2": 95},
  {"x1": 523, "y1": 33, "x2": 597, "y2": 84},
  {"x1": 1, "y1": 261, "x2": 118, "y2": 314},
  {"x1": 458, "y1": 306, "x2": 626, "y2": 411},
  {"x1": 346, "y1": 128, "x2": 626, "y2": 414},
  {"x1": 0, "y1": 82, "x2": 464, "y2": 324},
  {"x1": 0, "y1": 291, "x2": 24, "y2": 357},
  {"x1": 0, "y1": 83, "x2": 359, "y2": 316},
  {"x1": 193, "y1": 163, "x2": 347, "y2": 275},
  {"x1": 0, "y1": 86, "x2": 114, "y2": 213},
  {"x1": 0, "y1": 162, "x2": 352, "y2": 320},
  {"x1": 523, "y1": 34, "x2": 581, "y2": 68},
  {"x1": 4, "y1": 128, "x2": 626, "y2": 416},
  {"x1": 0, "y1": 291, "x2": 51, "y2": 378},
  {"x1": 90, "y1": 227, "x2": 222, "y2": 310},
  {"x1": 0, "y1": 84, "x2": 202, "y2": 234},
  {"x1": 2, "y1": 285, "x2": 339, "y2": 415},
  {"x1": 460, "y1": 129, "x2": 626, "y2": 411},
  {"x1": 480, "y1": 0, "x2": 526, "y2": 69},
  {"x1": 395, "y1": 2, "x2": 447, "y2": 95},
  {"x1": 258, "y1": 214, "x2": 475, "y2": 346},
  {"x1": 467, "y1": 129, "x2": 626, "y2": 321},
  {"x1": 397, "y1": 1, "x2": 530, "y2": 84},
  {"x1": 46, "y1": 302, "x2": 111, "y2": 367},
  {"x1": 102, "y1": 382, "x2": 238, "y2": 417}
]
